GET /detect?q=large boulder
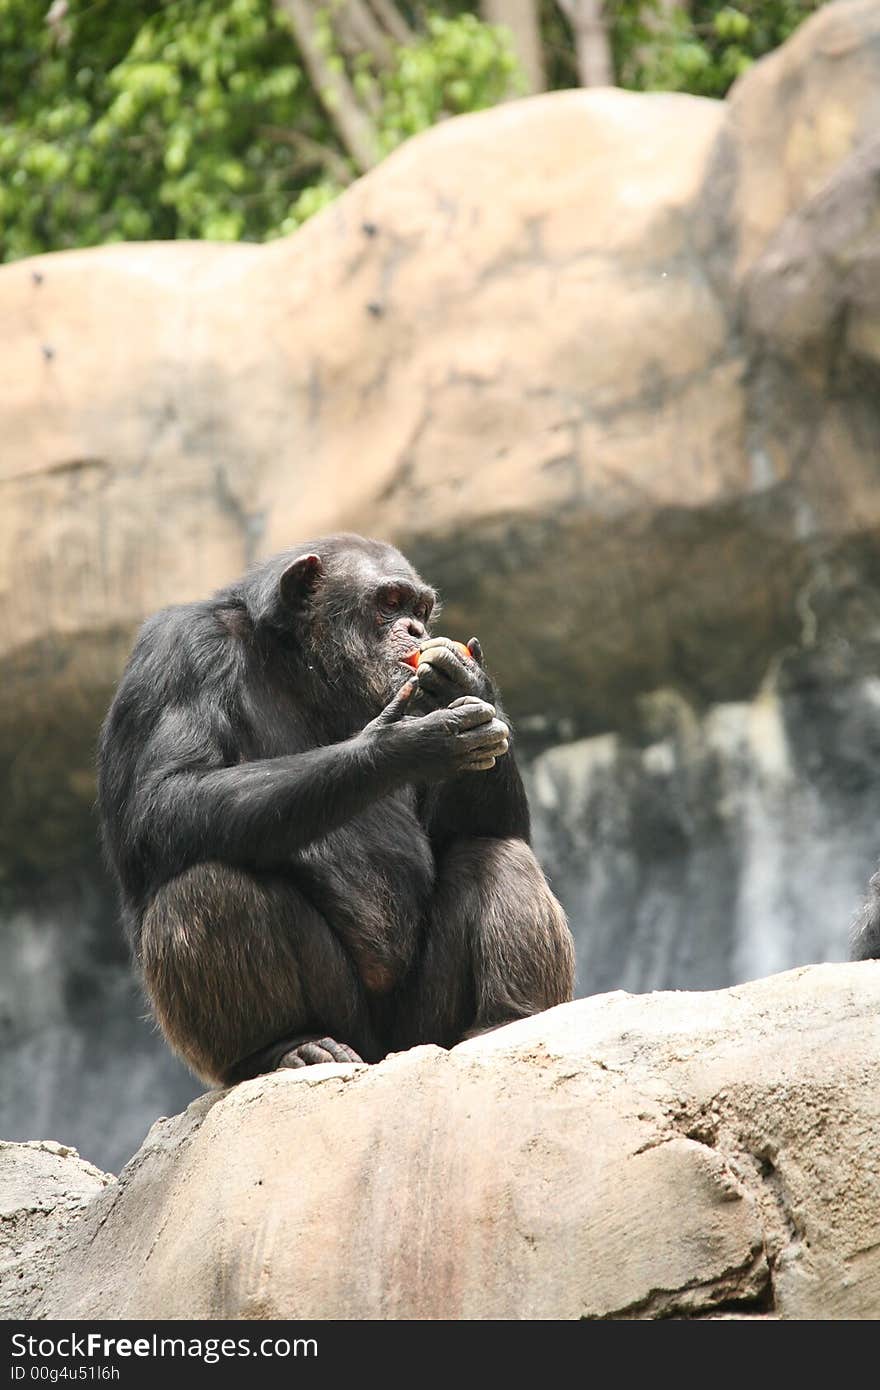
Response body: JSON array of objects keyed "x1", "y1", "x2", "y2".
[
  {"x1": 2, "y1": 1, "x2": 879, "y2": 869},
  {"x1": 720, "y1": 0, "x2": 880, "y2": 281},
  {"x1": 5, "y1": 963, "x2": 878, "y2": 1320},
  {"x1": 3, "y1": 0, "x2": 880, "y2": 1176},
  {"x1": 527, "y1": 679, "x2": 880, "y2": 992},
  {"x1": 0, "y1": 89, "x2": 731, "y2": 867},
  {"x1": 0, "y1": 1140, "x2": 110, "y2": 1319}
]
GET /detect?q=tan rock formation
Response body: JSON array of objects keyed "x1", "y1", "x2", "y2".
[
  {"x1": 724, "y1": 0, "x2": 880, "y2": 279},
  {"x1": 1, "y1": 1, "x2": 879, "y2": 869},
  {"x1": 2, "y1": 962, "x2": 876, "y2": 1320},
  {"x1": 0, "y1": 1140, "x2": 111, "y2": 1319}
]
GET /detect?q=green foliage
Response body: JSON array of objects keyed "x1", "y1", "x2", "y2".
[
  {"x1": 611, "y1": 1, "x2": 824, "y2": 98},
  {"x1": 0, "y1": 0, "x2": 321, "y2": 259},
  {"x1": 377, "y1": 14, "x2": 523, "y2": 152},
  {"x1": 0, "y1": 0, "x2": 519, "y2": 262},
  {"x1": 0, "y1": 0, "x2": 824, "y2": 263}
]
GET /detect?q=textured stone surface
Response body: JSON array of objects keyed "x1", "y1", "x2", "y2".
[
  {"x1": 0, "y1": 2, "x2": 873, "y2": 845},
  {"x1": 722, "y1": 0, "x2": 880, "y2": 280},
  {"x1": 0, "y1": 89, "x2": 733, "y2": 873},
  {"x1": 0, "y1": 1140, "x2": 111, "y2": 1319},
  {"x1": 1, "y1": 2, "x2": 878, "y2": 866},
  {"x1": 2, "y1": 0, "x2": 880, "y2": 1176},
  {"x1": 527, "y1": 674, "x2": 880, "y2": 994},
  {"x1": 744, "y1": 134, "x2": 880, "y2": 366},
  {"x1": 7, "y1": 963, "x2": 877, "y2": 1320},
  {"x1": 0, "y1": 870, "x2": 199, "y2": 1176}
]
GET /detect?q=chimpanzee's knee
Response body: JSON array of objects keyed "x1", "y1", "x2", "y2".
[
  {"x1": 449, "y1": 837, "x2": 574, "y2": 1024},
  {"x1": 392, "y1": 837, "x2": 574, "y2": 1050}
]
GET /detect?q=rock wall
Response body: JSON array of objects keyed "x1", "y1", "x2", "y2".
[
  {"x1": 1, "y1": 1, "x2": 880, "y2": 1171},
  {"x1": 0, "y1": 1140, "x2": 110, "y2": 1320},
  {"x1": 528, "y1": 675, "x2": 880, "y2": 993},
  {"x1": 0, "y1": 872, "x2": 198, "y2": 1173},
  {"x1": 4, "y1": 965, "x2": 879, "y2": 1320}
]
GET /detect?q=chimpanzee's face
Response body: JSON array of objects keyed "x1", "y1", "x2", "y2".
[
  {"x1": 306, "y1": 547, "x2": 439, "y2": 711},
  {"x1": 372, "y1": 575, "x2": 436, "y2": 661}
]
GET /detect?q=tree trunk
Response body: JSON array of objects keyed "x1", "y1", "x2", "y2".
[
  {"x1": 275, "y1": 0, "x2": 381, "y2": 173},
  {"x1": 557, "y1": 0, "x2": 615, "y2": 88},
  {"x1": 258, "y1": 126, "x2": 355, "y2": 185},
  {"x1": 367, "y1": 0, "x2": 414, "y2": 46},
  {"x1": 482, "y1": 0, "x2": 546, "y2": 94},
  {"x1": 333, "y1": 0, "x2": 395, "y2": 71}
]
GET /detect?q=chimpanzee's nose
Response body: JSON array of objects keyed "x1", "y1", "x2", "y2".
[{"x1": 406, "y1": 618, "x2": 426, "y2": 639}]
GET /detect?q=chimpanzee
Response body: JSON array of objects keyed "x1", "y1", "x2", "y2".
[
  {"x1": 97, "y1": 534, "x2": 574, "y2": 1083},
  {"x1": 852, "y1": 878, "x2": 880, "y2": 960}
]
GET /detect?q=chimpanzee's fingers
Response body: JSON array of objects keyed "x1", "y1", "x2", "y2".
[
  {"x1": 316, "y1": 1038, "x2": 363, "y2": 1064},
  {"x1": 283, "y1": 1039, "x2": 361, "y2": 1066},
  {"x1": 417, "y1": 644, "x2": 468, "y2": 677},
  {"x1": 447, "y1": 698, "x2": 496, "y2": 729},
  {"x1": 457, "y1": 718, "x2": 509, "y2": 753},
  {"x1": 371, "y1": 678, "x2": 418, "y2": 726},
  {"x1": 467, "y1": 637, "x2": 484, "y2": 665},
  {"x1": 417, "y1": 636, "x2": 464, "y2": 656},
  {"x1": 462, "y1": 757, "x2": 497, "y2": 773},
  {"x1": 416, "y1": 663, "x2": 460, "y2": 704},
  {"x1": 294, "y1": 1042, "x2": 333, "y2": 1065},
  {"x1": 416, "y1": 660, "x2": 452, "y2": 688},
  {"x1": 411, "y1": 686, "x2": 443, "y2": 713},
  {"x1": 459, "y1": 738, "x2": 509, "y2": 763}
]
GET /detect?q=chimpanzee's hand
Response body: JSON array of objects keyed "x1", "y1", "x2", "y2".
[
  {"x1": 411, "y1": 637, "x2": 493, "y2": 712},
  {"x1": 362, "y1": 683, "x2": 509, "y2": 778}
]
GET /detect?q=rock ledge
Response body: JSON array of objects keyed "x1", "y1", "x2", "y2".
[{"x1": 2, "y1": 961, "x2": 878, "y2": 1320}]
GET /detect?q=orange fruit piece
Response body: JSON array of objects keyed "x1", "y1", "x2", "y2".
[{"x1": 403, "y1": 640, "x2": 470, "y2": 668}]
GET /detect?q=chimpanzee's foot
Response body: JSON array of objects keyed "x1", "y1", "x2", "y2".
[
  {"x1": 459, "y1": 1022, "x2": 505, "y2": 1042},
  {"x1": 224, "y1": 1034, "x2": 363, "y2": 1082},
  {"x1": 277, "y1": 1035, "x2": 363, "y2": 1067}
]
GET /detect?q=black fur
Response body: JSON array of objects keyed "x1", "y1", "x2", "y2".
[
  {"x1": 852, "y1": 870, "x2": 880, "y2": 961},
  {"x1": 97, "y1": 534, "x2": 574, "y2": 1083}
]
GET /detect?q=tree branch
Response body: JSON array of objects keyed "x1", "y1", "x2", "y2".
[
  {"x1": 332, "y1": 0, "x2": 395, "y2": 72},
  {"x1": 274, "y1": 0, "x2": 381, "y2": 173},
  {"x1": 482, "y1": 0, "x2": 546, "y2": 94},
  {"x1": 258, "y1": 125, "x2": 355, "y2": 185},
  {"x1": 367, "y1": 0, "x2": 414, "y2": 46},
  {"x1": 556, "y1": 0, "x2": 615, "y2": 87}
]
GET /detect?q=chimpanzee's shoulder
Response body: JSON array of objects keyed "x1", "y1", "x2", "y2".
[
  {"x1": 122, "y1": 600, "x2": 244, "y2": 696},
  {"x1": 136, "y1": 599, "x2": 205, "y2": 638},
  {"x1": 131, "y1": 600, "x2": 219, "y2": 658}
]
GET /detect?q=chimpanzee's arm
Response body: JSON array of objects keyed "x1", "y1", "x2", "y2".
[
  {"x1": 420, "y1": 705, "x2": 531, "y2": 850},
  {"x1": 108, "y1": 658, "x2": 506, "y2": 894},
  {"x1": 137, "y1": 716, "x2": 401, "y2": 881},
  {"x1": 153, "y1": 709, "x2": 520, "y2": 876},
  {"x1": 100, "y1": 607, "x2": 387, "y2": 890},
  {"x1": 409, "y1": 638, "x2": 531, "y2": 847}
]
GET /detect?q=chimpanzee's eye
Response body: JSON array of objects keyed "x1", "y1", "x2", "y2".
[
  {"x1": 414, "y1": 601, "x2": 429, "y2": 623},
  {"x1": 380, "y1": 586, "x2": 401, "y2": 612}
]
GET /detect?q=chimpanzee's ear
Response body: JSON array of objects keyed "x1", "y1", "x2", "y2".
[{"x1": 280, "y1": 553, "x2": 324, "y2": 609}]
